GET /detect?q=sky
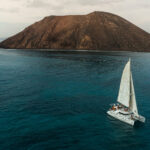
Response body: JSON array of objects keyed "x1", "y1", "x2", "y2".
[{"x1": 0, "y1": 0, "x2": 150, "y2": 38}]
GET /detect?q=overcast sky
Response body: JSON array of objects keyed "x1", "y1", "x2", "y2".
[{"x1": 0, "y1": 0, "x2": 150, "y2": 38}]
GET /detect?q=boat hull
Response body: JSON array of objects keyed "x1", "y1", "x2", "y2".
[
  {"x1": 133, "y1": 115, "x2": 145, "y2": 123},
  {"x1": 107, "y1": 110, "x2": 135, "y2": 126}
]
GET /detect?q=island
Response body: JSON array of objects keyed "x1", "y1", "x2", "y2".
[{"x1": 0, "y1": 11, "x2": 150, "y2": 51}]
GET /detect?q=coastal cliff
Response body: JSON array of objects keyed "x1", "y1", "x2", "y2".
[{"x1": 1, "y1": 11, "x2": 150, "y2": 51}]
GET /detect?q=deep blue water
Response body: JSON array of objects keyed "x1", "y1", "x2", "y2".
[{"x1": 0, "y1": 49, "x2": 150, "y2": 150}]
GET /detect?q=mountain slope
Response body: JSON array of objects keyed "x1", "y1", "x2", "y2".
[{"x1": 1, "y1": 11, "x2": 150, "y2": 51}]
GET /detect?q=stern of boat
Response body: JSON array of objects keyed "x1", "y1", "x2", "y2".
[{"x1": 133, "y1": 115, "x2": 146, "y2": 123}]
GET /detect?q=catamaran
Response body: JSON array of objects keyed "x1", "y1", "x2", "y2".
[{"x1": 107, "y1": 59, "x2": 145, "y2": 126}]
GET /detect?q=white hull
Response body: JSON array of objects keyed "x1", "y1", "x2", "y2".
[
  {"x1": 107, "y1": 110, "x2": 135, "y2": 126},
  {"x1": 133, "y1": 115, "x2": 145, "y2": 123}
]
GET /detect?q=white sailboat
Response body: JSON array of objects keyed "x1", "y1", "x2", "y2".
[{"x1": 107, "y1": 59, "x2": 145, "y2": 126}]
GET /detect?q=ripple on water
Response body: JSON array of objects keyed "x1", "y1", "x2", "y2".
[{"x1": 0, "y1": 49, "x2": 150, "y2": 150}]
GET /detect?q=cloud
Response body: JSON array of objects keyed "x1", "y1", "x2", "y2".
[
  {"x1": 0, "y1": 7, "x2": 20, "y2": 13},
  {"x1": 69, "y1": 0, "x2": 124, "y2": 6},
  {"x1": 24, "y1": 0, "x2": 124, "y2": 12},
  {"x1": 26, "y1": 0, "x2": 50, "y2": 8},
  {"x1": 26, "y1": 0, "x2": 62, "y2": 10}
]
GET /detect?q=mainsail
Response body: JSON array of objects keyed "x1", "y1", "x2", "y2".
[{"x1": 117, "y1": 60, "x2": 131, "y2": 107}]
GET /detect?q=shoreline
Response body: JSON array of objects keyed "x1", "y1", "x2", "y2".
[{"x1": 0, "y1": 48, "x2": 149, "y2": 53}]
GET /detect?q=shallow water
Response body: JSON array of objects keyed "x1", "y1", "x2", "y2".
[{"x1": 0, "y1": 49, "x2": 150, "y2": 150}]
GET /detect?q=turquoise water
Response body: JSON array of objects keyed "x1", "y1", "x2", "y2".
[{"x1": 0, "y1": 49, "x2": 150, "y2": 150}]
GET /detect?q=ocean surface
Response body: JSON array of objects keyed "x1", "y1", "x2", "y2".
[{"x1": 0, "y1": 49, "x2": 150, "y2": 150}]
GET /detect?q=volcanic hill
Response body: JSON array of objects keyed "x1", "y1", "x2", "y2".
[{"x1": 1, "y1": 11, "x2": 150, "y2": 51}]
